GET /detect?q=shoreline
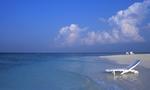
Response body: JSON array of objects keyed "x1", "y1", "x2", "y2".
[{"x1": 99, "y1": 54, "x2": 150, "y2": 68}]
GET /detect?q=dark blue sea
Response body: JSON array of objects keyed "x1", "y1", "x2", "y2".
[{"x1": 0, "y1": 53, "x2": 149, "y2": 90}]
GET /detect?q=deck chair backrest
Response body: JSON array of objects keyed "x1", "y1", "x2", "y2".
[{"x1": 126, "y1": 60, "x2": 141, "y2": 70}]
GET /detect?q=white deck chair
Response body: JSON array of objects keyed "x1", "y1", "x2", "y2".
[{"x1": 105, "y1": 60, "x2": 141, "y2": 75}]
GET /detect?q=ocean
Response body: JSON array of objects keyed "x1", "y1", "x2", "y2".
[{"x1": 0, "y1": 53, "x2": 149, "y2": 90}]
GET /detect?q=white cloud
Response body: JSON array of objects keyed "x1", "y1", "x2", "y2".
[
  {"x1": 82, "y1": 30, "x2": 120, "y2": 45},
  {"x1": 108, "y1": 0, "x2": 150, "y2": 42},
  {"x1": 55, "y1": 0, "x2": 150, "y2": 46},
  {"x1": 55, "y1": 24, "x2": 85, "y2": 46}
]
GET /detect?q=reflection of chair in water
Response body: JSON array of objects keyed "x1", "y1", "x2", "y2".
[
  {"x1": 105, "y1": 60, "x2": 141, "y2": 75},
  {"x1": 113, "y1": 73, "x2": 139, "y2": 80}
]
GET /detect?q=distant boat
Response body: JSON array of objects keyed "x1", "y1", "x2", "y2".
[
  {"x1": 105, "y1": 60, "x2": 141, "y2": 75},
  {"x1": 126, "y1": 51, "x2": 135, "y2": 55}
]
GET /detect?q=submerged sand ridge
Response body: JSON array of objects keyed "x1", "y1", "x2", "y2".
[{"x1": 99, "y1": 54, "x2": 150, "y2": 68}]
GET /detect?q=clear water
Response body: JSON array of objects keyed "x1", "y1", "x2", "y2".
[{"x1": 0, "y1": 53, "x2": 149, "y2": 90}]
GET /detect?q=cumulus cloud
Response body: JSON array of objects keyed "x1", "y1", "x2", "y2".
[
  {"x1": 55, "y1": 24, "x2": 86, "y2": 46},
  {"x1": 108, "y1": 0, "x2": 150, "y2": 42},
  {"x1": 82, "y1": 30, "x2": 120, "y2": 45},
  {"x1": 55, "y1": 0, "x2": 150, "y2": 46}
]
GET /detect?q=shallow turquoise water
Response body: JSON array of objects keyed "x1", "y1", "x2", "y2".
[{"x1": 0, "y1": 53, "x2": 149, "y2": 90}]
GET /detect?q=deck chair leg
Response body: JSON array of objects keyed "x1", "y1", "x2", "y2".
[{"x1": 113, "y1": 71, "x2": 115, "y2": 76}]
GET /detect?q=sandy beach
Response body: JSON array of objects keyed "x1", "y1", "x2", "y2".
[
  {"x1": 99, "y1": 54, "x2": 150, "y2": 68},
  {"x1": 98, "y1": 54, "x2": 150, "y2": 90}
]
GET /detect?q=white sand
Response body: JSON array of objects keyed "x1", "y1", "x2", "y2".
[{"x1": 99, "y1": 54, "x2": 150, "y2": 68}]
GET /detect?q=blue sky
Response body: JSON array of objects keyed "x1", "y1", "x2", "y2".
[{"x1": 0, "y1": 0, "x2": 150, "y2": 52}]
